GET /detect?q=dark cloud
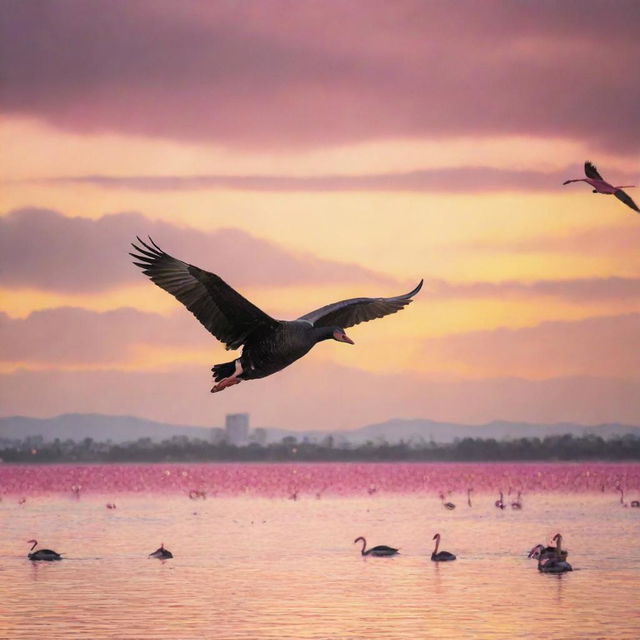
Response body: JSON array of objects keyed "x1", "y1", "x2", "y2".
[
  {"x1": 0, "y1": 207, "x2": 393, "y2": 293},
  {"x1": 1, "y1": 1, "x2": 639, "y2": 151},
  {"x1": 30, "y1": 164, "x2": 636, "y2": 193}
]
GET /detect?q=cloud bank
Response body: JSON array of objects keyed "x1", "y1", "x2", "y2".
[
  {"x1": 2, "y1": 0, "x2": 639, "y2": 151},
  {"x1": 0, "y1": 208, "x2": 393, "y2": 293}
]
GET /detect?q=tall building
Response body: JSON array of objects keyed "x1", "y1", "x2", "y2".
[{"x1": 225, "y1": 413, "x2": 249, "y2": 445}]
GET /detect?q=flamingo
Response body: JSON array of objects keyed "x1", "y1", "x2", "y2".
[
  {"x1": 27, "y1": 539, "x2": 62, "y2": 561},
  {"x1": 467, "y1": 487, "x2": 473, "y2": 507},
  {"x1": 440, "y1": 492, "x2": 456, "y2": 510},
  {"x1": 149, "y1": 543, "x2": 173, "y2": 559},
  {"x1": 617, "y1": 486, "x2": 629, "y2": 508},
  {"x1": 431, "y1": 533, "x2": 456, "y2": 562},
  {"x1": 563, "y1": 161, "x2": 639, "y2": 213},
  {"x1": 495, "y1": 491, "x2": 505, "y2": 510},
  {"x1": 511, "y1": 491, "x2": 523, "y2": 510},
  {"x1": 353, "y1": 536, "x2": 398, "y2": 557}
]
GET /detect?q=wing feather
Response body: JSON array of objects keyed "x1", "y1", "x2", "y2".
[
  {"x1": 130, "y1": 237, "x2": 278, "y2": 349},
  {"x1": 614, "y1": 189, "x2": 640, "y2": 213},
  {"x1": 584, "y1": 161, "x2": 603, "y2": 180},
  {"x1": 298, "y1": 280, "x2": 423, "y2": 329}
]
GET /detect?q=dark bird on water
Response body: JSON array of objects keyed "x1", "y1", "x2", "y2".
[
  {"x1": 149, "y1": 543, "x2": 173, "y2": 559},
  {"x1": 130, "y1": 238, "x2": 422, "y2": 393},
  {"x1": 563, "y1": 161, "x2": 639, "y2": 213},
  {"x1": 431, "y1": 533, "x2": 456, "y2": 561},
  {"x1": 27, "y1": 539, "x2": 62, "y2": 561},
  {"x1": 354, "y1": 536, "x2": 399, "y2": 557}
]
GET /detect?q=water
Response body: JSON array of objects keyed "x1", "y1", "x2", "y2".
[{"x1": 1, "y1": 463, "x2": 639, "y2": 639}]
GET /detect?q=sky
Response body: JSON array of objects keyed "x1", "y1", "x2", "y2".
[{"x1": 1, "y1": 0, "x2": 639, "y2": 431}]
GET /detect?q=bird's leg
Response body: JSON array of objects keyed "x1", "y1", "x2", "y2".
[{"x1": 211, "y1": 359, "x2": 243, "y2": 393}]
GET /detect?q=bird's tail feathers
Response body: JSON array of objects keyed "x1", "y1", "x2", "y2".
[{"x1": 212, "y1": 361, "x2": 236, "y2": 382}]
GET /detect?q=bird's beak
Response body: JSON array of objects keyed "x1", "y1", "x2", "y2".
[{"x1": 340, "y1": 333, "x2": 354, "y2": 345}]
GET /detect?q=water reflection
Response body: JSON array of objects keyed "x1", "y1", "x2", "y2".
[{"x1": 0, "y1": 469, "x2": 639, "y2": 639}]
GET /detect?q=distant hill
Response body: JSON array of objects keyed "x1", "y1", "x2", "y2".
[
  {"x1": 0, "y1": 414, "x2": 210, "y2": 444},
  {"x1": 342, "y1": 418, "x2": 640, "y2": 444},
  {"x1": 1, "y1": 413, "x2": 639, "y2": 445}
]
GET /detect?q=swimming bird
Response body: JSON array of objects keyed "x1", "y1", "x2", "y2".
[
  {"x1": 431, "y1": 533, "x2": 456, "y2": 561},
  {"x1": 511, "y1": 491, "x2": 523, "y2": 510},
  {"x1": 495, "y1": 491, "x2": 505, "y2": 510},
  {"x1": 617, "y1": 486, "x2": 629, "y2": 507},
  {"x1": 537, "y1": 534, "x2": 572, "y2": 573},
  {"x1": 354, "y1": 536, "x2": 399, "y2": 557},
  {"x1": 130, "y1": 238, "x2": 423, "y2": 393},
  {"x1": 27, "y1": 539, "x2": 62, "y2": 561},
  {"x1": 440, "y1": 492, "x2": 456, "y2": 510},
  {"x1": 563, "y1": 161, "x2": 639, "y2": 213},
  {"x1": 149, "y1": 543, "x2": 173, "y2": 559},
  {"x1": 529, "y1": 533, "x2": 569, "y2": 561}
]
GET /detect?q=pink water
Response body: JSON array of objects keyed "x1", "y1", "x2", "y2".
[
  {"x1": 1, "y1": 461, "x2": 639, "y2": 497},
  {"x1": 1, "y1": 463, "x2": 639, "y2": 639}
]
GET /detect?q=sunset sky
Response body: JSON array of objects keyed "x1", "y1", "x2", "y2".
[{"x1": 1, "y1": 0, "x2": 639, "y2": 431}]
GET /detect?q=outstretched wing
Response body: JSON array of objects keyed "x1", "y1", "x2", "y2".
[
  {"x1": 584, "y1": 161, "x2": 603, "y2": 180},
  {"x1": 614, "y1": 189, "x2": 640, "y2": 213},
  {"x1": 298, "y1": 280, "x2": 423, "y2": 329},
  {"x1": 130, "y1": 237, "x2": 278, "y2": 350}
]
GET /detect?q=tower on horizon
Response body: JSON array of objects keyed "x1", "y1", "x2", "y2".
[{"x1": 225, "y1": 413, "x2": 249, "y2": 445}]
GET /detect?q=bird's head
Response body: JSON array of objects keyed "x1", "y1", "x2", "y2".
[
  {"x1": 552, "y1": 533, "x2": 561, "y2": 542},
  {"x1": 353, "y1": 536, "x2": 365, "y2": 545},
  {"x1": 333, "y1": 328, "x2": 354, "y2": 345},
  {"x1": 432, "y1": 533, "x2": 440, "y2": 541},
  {"x1": 27, "y1": 539, "x2": 37, "y2": 545}
]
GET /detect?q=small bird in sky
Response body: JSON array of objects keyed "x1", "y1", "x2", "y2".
[{"x1": 563, "y1": 161, "x2": 639, "y2": 213}]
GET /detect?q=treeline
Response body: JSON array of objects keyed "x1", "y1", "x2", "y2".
[{"x1": 1, "y1": 433, "x2": 640, "y2": 463}]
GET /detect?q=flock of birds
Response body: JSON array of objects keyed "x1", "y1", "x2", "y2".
[{"x1": 26, "y1": 487, "x2": 604, "y2": 573}]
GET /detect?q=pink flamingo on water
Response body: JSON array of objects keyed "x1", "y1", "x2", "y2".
[
  {"x1": 563, "y1": 161, "x2": 639, "y2": 213},
  {"x1": 617, "y1": 486, "x2": 629, "y2": 507}
]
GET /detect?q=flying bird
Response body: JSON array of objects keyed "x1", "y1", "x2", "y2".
[
  {"x1": 563, "y1": 161, "x2": 639, "y2": 213},
  {"x1": 130, "y1": 238, "x2": 422, "y2": 393}
]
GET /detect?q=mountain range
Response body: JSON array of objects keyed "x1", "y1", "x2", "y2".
[{"x1": 1, "y1": 413, "x2": 639, "y2": 445}]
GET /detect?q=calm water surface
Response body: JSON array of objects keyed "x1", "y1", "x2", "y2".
[{"x1": 1, "y1": 463, "x2": 639, "y2": 639}]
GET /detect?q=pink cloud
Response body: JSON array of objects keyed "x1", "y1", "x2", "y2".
[
  {"x1": 1, "y1": 1, "x2": 639, "y2": 151},
  {"x1": 0, "y1": 308, "x2": 206, "y2": 365},
  {"x1": 31, "y1": 164, "x2": 638, "y2": 194},
  {"x1": 0, "y1": 208, "x2": 393, "y2": 293},
  {"x1": 423, "y1": 314, "x2": 640, "y2": 378},
  {"x1": 426, "y1": 277, "x2": 640, "y2": 303}
]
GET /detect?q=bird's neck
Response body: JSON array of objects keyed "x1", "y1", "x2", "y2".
[{"x1": 313, "y1": 326, "x2": 335, "y2": 342}]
